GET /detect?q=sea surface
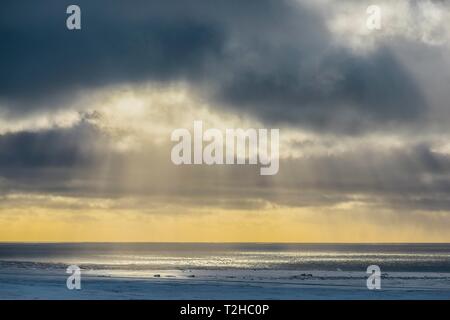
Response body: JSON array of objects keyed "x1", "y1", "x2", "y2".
[{"x1": 0, "y1": 243, "x2": 449, "y2": 299}]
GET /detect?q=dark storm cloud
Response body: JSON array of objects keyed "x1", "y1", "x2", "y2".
[
  {"x1": 0, "y1": 117, "x2": 122, "y2": 195},
  {"x1": 275, "y1": 142, "x2": 450, "y2": 211},
  {"x1": 0, "y1": 0, "x2": 225, "y2": 111},
  {"x1": 0, "y1": 116, "x2": 132, "y2": 196},
  {"x1": 0, "y1": 123, "x2": 102, "y2": 169},
  {"x1": 0, "y1": 0, "x2": 426, "y2": 131},
  {"x1": 219, "y1": 47, "x2": 424, "y2": 131}
]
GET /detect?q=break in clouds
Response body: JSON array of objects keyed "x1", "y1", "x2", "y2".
[{"x1": 1, "y1": 0, "x2": 450, "y2": 218}]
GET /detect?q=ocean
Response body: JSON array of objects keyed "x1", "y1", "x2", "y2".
[{"x1": 1, "y1": 243, "x2": 449, "y2": 299}]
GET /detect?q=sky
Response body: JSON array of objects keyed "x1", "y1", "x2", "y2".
[{"x1": 1, "y1": 0, "x2": 450, "y2": 242}]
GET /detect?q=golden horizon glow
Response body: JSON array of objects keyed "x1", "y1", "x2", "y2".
[{"x1": 1, "y1": 201, "x2": 449, "y2": 243}]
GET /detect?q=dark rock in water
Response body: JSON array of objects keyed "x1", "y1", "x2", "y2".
[
  {"x1": 187, "y1": 275, "x2": 195, "y2": 278},
  {"x1": 154, "y1": 274, "x2": 161, "y2": 277},
  {"x1": 291, "y1": 273, "x2": 314, "y2": 280}
]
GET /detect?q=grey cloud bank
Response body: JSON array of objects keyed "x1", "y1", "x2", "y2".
[{"x1": 0, "y1": 0, "x2": 439, "y2": 132}]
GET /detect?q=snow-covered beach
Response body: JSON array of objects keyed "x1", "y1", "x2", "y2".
[{"x1": 2, "y1": 267, "x2": 450, "y2": 299}]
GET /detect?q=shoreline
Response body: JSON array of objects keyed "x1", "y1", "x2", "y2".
[{"x1": 2, "y1": 268, "x2": 450, "y2": 300}]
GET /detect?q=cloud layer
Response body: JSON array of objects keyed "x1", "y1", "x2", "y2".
[{"x1": 3, "y1": 0, "x2": 447, "y2": 132}]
